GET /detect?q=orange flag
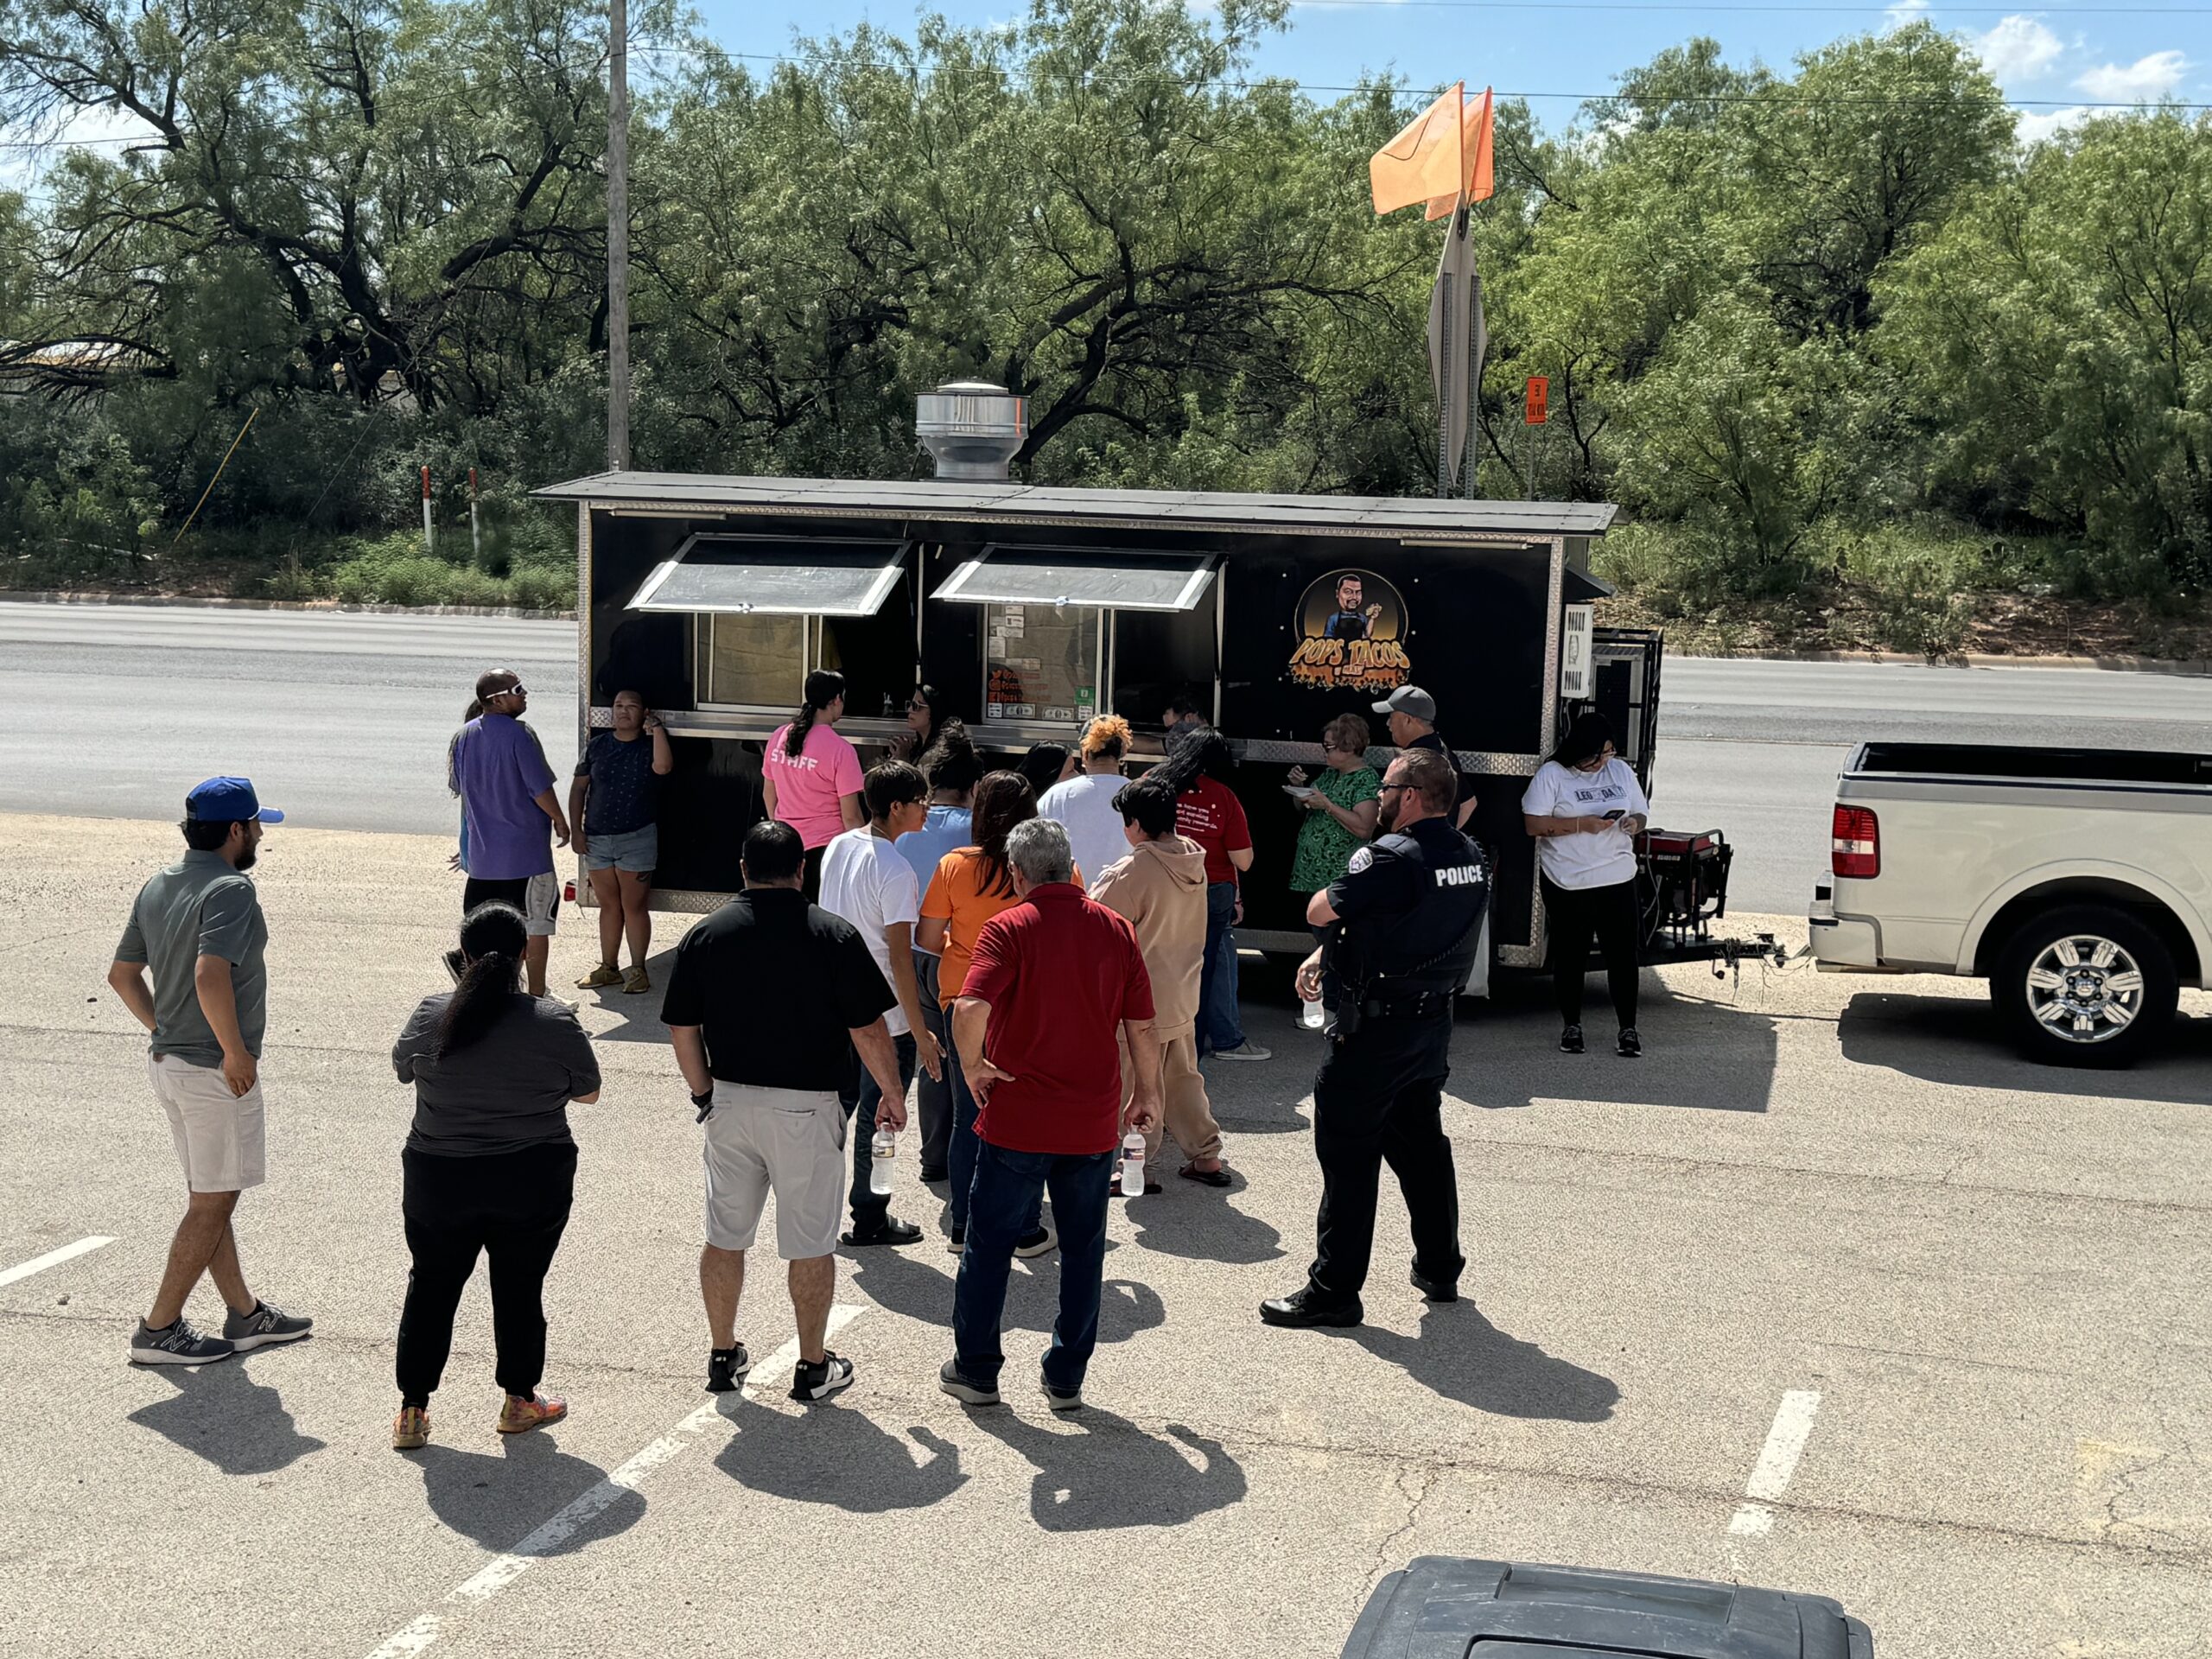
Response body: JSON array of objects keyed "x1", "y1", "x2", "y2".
[{"x1": 1368, "y1": 83, "x2": 1496, "y2": 218}]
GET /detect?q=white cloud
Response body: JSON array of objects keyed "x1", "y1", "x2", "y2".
[
  {"x1": 2075, "y1": 49, "x2": 2190, "y2": 101},
  {"x1": 2015, "y1": 105, "x2": 2092, "y2": 145},
  {"x1": 1970, "y1": 16, "x2": 2064, "y2": 84},
  {"x1": 1882, "y1": 0, "x2": 1930, "y2": 32}
]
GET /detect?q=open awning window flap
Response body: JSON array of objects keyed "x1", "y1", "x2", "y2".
[
  {"x1": 1563, "y1": 567, "x2": 1617, "y2": 603},
  {"x1": 626, "y1": 535, "x2": 909, "y2": 617},
  {"x1": 931, "y1": 545, "x2": 1217, "y2": 613}
]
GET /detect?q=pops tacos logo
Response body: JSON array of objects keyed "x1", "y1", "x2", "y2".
[{"x1": 1286, "y1": 569, "x2": 1411, "y2": 691}]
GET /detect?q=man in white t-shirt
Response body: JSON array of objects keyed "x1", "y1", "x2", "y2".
[
  {"x1": 819, "y1": 761, "x2": 945, "y2": 1243},
  {"x1": 1039, "y1": 715, "x2": 1134, "y2": 885}
]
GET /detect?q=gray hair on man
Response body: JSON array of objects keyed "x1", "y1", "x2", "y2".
[{"x1": 1005, "y1": 817, "x2": 1074, "y2": 887}]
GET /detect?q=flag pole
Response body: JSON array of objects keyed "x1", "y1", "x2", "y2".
[{"x1": 1435, "y1": 247, "x2": 1453, "y2": 501}]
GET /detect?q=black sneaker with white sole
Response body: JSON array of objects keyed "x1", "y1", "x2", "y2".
[
  {"x1": 129, "y1": 1317, "x2": 234, "y2": 1365},
  {"x1": 1560, "y1": 1024, "x2": 1585, "y2": 1054},
  {"x1": 222, "y1": 1300, "x2": 313, "y2": 1351},
  {"x1": 1617, "y1": 1027, "x2": 1643, "y2": 1058},
  {"x1": 788, "y1": 1351, "x2": 855, "y2": 1402},
  {"x1": 1014, "y1": 1225, "x2": 1056, "y2": 1259},
  {"x1": 938, "y1": 1357, "x2": 1001, "y2": 1406},
  {"x1": 706, "y1": 1344, "x2": 752, "y2": 1394},
  {"x1": 1041, "y1": 1373, "x2": 1084, "y2": 1412}
]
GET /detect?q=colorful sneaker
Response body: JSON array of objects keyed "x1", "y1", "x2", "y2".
[
  {"x1": 575, "y1": 962, "x2": 623, "y2": 990},
  {"x1": 222, "y1": 1300, "x2": 313, "y2": 1351},
  {"x1": 788, "y1": 1352, "x2": 855, "y2": 1403},
  {"x1": 622, "y1": 965, "x2": 652, "y2": 995},
  {"x1": 392, "y1": 1406, "x2": 430, "y2": 1451},
  {"x1": 128, "y1": 1317, "x2": 234, "y2": 1366},
  {"x1": 705, "y1": 1344, "x2": 751, "y2": 1394},
  {"x1": 497, "y1": 1391, "x2": 568, "y2": 1434}
]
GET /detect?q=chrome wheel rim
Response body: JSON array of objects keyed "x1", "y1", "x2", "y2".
[{"x1": 2024, "y1": 934, "x2": 2145, "y2": 1044}]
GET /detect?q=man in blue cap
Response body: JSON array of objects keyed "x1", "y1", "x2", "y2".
[{"x1": 107, "y1": 778, "x2": 314, "y2": 1365}]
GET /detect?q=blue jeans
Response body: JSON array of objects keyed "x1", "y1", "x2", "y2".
[
  {"x1": 946, "y1": 1042, "x2": 1043, "y2": 1236},
  {"x1": 952, "y1": 1141, "x2": 1114, "y2": 1390},
  {"x1": 1198, "y1": 880, "x2": 1244, "y2": 1055},
  {"x1": 841, "y1": 1030, "x2": 917, "y2": 1236}
]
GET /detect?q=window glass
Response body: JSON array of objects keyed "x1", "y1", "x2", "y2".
[
  {"x1": 701, "y1": 613, "x2": 805, "y2": 708},
  {"x1": 982, "y1": 603, "x2": 1097, "y2": 727}
]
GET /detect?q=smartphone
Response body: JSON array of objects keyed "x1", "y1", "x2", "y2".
[{"x1": 1603, "y1": 809, "x2": 1625, "y2": 822}]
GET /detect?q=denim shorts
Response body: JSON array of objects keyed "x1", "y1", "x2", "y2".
[{"x1": 583, "y1": 823, "x2": 658, "y2": 874}]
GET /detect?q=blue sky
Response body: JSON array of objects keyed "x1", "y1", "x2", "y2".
[{"x1": 691, "y1": 0, "x2": 2209, "y2": 143}]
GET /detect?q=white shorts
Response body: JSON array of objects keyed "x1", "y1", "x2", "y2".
[
  {"x1": 701, "y1": 1083, "x2": 847, "y2": 1259},
  {"x1": 149, "y1": 1054, "x2": 267, "y2": 1192}
]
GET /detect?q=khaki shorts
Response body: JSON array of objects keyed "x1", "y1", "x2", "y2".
[
  {"x1": 149, "y1": 1054, "x2": 267, "y2": 1193},
  {"x1": 701, "y1": 1082, "x2": 846, "y2": 1259}
]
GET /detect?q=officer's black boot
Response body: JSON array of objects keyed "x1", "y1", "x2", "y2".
[{"x1": 1260, "y1": 1286, "x2": 1364, "y2": 1329}]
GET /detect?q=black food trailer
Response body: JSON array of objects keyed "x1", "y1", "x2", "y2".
[{"x1": 536, "y1": 385, "x2": 1729, "y2": 976}]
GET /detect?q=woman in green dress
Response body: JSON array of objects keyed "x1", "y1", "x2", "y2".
[{"x1": 1286, "y1": 713, "x2": 1382, "y2": 1014}]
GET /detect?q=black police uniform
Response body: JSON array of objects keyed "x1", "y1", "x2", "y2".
[{"x1": 1302, "y1": 815, "x2": 1489, "y2": 1310}]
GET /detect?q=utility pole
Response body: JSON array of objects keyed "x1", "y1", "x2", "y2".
[{"x1": 605, "y1": 0, "x2": 631, "y2": 471}]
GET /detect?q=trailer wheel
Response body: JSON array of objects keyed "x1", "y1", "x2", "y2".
[{"x1": 1993, "y1": 904, "x2": 2177, "y2": 1069}]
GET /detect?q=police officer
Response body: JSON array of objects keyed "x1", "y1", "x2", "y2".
[{"x1": 1261, "y1": 748, "x2": 1489, "y2": 1328}]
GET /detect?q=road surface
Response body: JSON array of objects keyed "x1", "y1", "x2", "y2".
[{"x1": 1, "y1": 602, "x2": 2203, "y2": 912}]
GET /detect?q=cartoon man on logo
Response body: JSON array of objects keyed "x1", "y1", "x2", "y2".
[{"x1": 1323, "y1": 573, "x2": 1384, "y2": 641}]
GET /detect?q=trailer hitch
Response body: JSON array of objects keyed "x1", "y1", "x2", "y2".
[{"x1": 1710, "y1": 931, "x2": 1788, "y2": 985}]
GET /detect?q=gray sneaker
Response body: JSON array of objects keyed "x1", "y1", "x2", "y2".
[
  {"x1": 222, "y1": 1301, "x2": 314, "y2": 1351},
  {"x1": 1041, "y1": 1374, "x2": 1084, "y2": 1412},
  {"x1": 129, "y1": 1318, "x2": 235, "y2": 1366},
  {"x1": 1210, "y1": 1041, "x2": 1272, "y2": 1063}
]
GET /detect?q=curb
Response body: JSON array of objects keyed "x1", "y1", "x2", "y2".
[
  {"x1": 1662, "y1": 645, "x2": 2211, "y2": 676},
  {"x1": 0, "y1": 589, "x2": 575, "y2": 621}
]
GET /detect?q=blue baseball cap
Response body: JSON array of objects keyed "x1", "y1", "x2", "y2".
[{"x1": 186, "y1": 777, "x2": 284, "y2": 825}]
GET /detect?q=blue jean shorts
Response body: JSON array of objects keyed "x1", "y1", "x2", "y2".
[{"x1": 583, "y1": 823, "x2": 658, "y2": 874}]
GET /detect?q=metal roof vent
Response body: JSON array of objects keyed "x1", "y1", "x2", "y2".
[{"x1": 916, "y1": 380, "x2": 1026, "y2": 481}]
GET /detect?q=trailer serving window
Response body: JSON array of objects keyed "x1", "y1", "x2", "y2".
[
  {"x1": 626, "y1": 534, "x2": 908, "y2": 711},
  {"x1": 931, "y1": 546, "x2": 1216, "y2": 727}
]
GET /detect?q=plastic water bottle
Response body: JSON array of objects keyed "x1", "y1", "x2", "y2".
[
  {"x1": 870, "y1": 1125, "x2": 895, "y2": 1196},
  {"x1": 1301, "y1": 993, "x2": 1326, "y2": 1030},
  {"x1": 1121, "y1": 1130, "x2": 1147, "y2": 1198}
]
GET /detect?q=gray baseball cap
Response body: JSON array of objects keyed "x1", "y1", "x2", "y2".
[{"x1": 1371, "y1": 685, "x2": 1437, "y2": 721}]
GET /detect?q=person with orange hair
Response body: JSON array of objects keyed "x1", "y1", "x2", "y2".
[{"x1": 1039, "y1": 715, "x2": 1135, "y2": 888}]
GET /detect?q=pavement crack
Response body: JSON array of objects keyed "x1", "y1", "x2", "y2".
[{"x1": 1363, "y1": 1461, "x2": 1440, "y2": 1604}]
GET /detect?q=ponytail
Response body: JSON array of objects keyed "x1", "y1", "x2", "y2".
[
  {"x1": 435, "y1": 903, "x2": 528, "y2": 1057},
  {"x1": 785, "y1": 669, "x2": 846, "y2": 759}
]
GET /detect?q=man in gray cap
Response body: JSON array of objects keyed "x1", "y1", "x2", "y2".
[{"x1": 1372, "y1": 686, "x2": 1476, "y2": 830}]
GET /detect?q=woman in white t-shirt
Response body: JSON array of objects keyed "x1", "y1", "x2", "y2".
[
  {"x1": 1038, "y1": 715, "x2": 1135, "y2": 886},
  {"x1": 1521, "y1": 714, "x2": 1651, "y2": 1058}
]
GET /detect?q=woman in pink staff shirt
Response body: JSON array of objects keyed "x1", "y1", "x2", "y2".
[{"x1": 764, "y1": 670, "x2": 866, "y2": 900}]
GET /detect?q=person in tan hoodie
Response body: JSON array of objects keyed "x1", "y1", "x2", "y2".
[{"x1": 1089, "y1": 777, "x2": 1232, "y2": 1190}]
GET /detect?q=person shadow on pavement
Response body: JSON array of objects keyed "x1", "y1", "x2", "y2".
[
  {"x1": 1349, "y1": 1306, "x2": 1620, "y2": 1423},
  {"x1": 1125, "y1": 1190, "x2": 1287, "y2": 1266},
  {"x1": 410, "y1": 1432, "x2": 644, "y2": 1554},
  {"x1": 715, "y1": 1399, "x2": 967, "y2": 1514},
  {"x1": 127, "y1": 1359, "x2": 327, "y2": 1476},
  {"x1": 966, "y1": 1409, "x2": 1246, "y2": 1532},
  {"x1": 845, "y1": 1241, "x2": 1166, "y2": 1345}
]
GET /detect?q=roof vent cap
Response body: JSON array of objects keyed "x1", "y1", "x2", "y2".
[{"x1": 916, "y1": 380, "x2": 1026, "y2": 480}]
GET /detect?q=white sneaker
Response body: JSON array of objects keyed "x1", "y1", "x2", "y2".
[{"x1": 1211, "y1": 1041, "x2": 1271, "y2": 1062}]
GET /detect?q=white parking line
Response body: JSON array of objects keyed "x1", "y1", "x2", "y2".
[
  {"x1": 0, "y1": 1235, "x2": 115, "y2": 1289},
  {"x1": 363, "y1": 1303, "x2": 867, "y2": 1659},
  {"x1": 1726, "y1": 1389, "x2": 1822, "y2": 1538}
]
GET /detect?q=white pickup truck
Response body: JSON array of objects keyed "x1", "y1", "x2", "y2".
[{"x1": 1808, "y1": 742, "x2": 2212, "y2": 1066}]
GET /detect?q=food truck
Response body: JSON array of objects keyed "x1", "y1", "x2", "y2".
[{"x1": 537, "y1": 383, "x2": 1713, "y2": 975}]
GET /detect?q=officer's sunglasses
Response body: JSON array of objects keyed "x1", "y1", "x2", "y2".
[{"x1": 1377, "y1": 782, "x2": 1414, "y2": 795}]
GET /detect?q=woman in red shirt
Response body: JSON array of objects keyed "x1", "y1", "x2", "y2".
[{"x1": 1154, "y1": 728, "x2": 1268, "y2": 1063}]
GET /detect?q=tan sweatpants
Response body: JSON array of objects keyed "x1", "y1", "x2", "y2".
[{"x1": 1121, "y1": 1020, "x2": 1224, "y2": 1167}]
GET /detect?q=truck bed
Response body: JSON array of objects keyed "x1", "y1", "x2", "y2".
[{"x1": 1851, "y1": 741, "x2": 2212, "y2": 788}]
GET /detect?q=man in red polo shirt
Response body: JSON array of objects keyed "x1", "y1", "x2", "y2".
[{"x1": 940, "y1": 817, "x2": 1161, "y2": 1411}]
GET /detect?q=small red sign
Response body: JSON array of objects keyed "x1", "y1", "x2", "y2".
[{"x1": 1524, "y1": 377, "x2": 1549, "y2": 425}]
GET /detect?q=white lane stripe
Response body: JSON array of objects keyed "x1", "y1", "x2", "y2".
[
  {"x1": 362, "y1": 1304, "x2": 865, "y2": 1659},
  {"x1": 1726, "y1": 1389, "x2": 1821, "y2": 1538},
  {"x1": 0, "y1": 1235, "x2": 115, "y2": 1288}
]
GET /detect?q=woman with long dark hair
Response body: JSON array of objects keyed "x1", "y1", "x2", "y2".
[
  {"x1": 1522, "y1": 713, "x2": 1651, "y2": 1057},
  {"x1": 764, "y1": 669, "x2": 864, "y2": 900},
  {"x1": 1015, "y1": 741, "x2": 1077, "y2": 801},
  {"x1": 1154, "y1": 728, "x2": 1267, "y2": 1063},
  {"x1": 918, "y1": 772, "x2": 1056, "y2": 1252},
  {"x1": 389, "y1": 903, "x2": 601, "y2": 1451},
  {"x1": 893, "y1": 683, "x2": 948, "y2": 763}
]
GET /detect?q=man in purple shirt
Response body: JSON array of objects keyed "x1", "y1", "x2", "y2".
[{"x1": 449, "y1": 669, "x2": 570, "y2": 995}]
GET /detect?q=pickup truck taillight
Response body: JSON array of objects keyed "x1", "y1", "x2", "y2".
[{"x1": 1831, "y1": 804, "x2": 1879, "y2": 880}]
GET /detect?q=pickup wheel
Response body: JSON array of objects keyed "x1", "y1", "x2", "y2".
[{"x1": 1993, "y1": 904, "x2": 2177, "y2": 1068}]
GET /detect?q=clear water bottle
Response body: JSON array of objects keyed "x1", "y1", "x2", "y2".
[
  {"x1": 870, "y1": 1125, "x2": 895, "y2": 1196},
  {"x1": 1300, "y1": 993, "x2": 1326, "y2": 1030},
  {"x1": 1121, "y1": 1129, "x2": 1147, "y2": 1199}
]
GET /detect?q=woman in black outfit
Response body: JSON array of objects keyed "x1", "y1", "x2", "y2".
[
  {"x1": 1521, "y1": 714, "x2": 1653, "y2": 1057},
  {"x1": 390, "y1": 903, "x2": 601, "y2": 1451}
]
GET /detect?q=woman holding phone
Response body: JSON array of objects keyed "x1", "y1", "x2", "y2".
[{"x1": 1522, "y1": 714, "x2": 1650, "y2": 1058}]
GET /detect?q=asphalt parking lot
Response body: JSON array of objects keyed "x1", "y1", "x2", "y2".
[{"x1": 4, "y1": 811, "x2": 2210, "y2": 1659}]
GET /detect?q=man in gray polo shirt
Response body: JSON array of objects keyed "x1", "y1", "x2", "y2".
[{"x1": 107, "y1": 778, "x2": 313, "y2": 1365}]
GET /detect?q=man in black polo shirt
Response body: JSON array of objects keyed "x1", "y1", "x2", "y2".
[
  {"x1": 663, "y1": 820, "x2": 906, "y2": 1402},
  {"x1": 1373, "y1": 685, "x2": 1476, "y2": 830}
]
